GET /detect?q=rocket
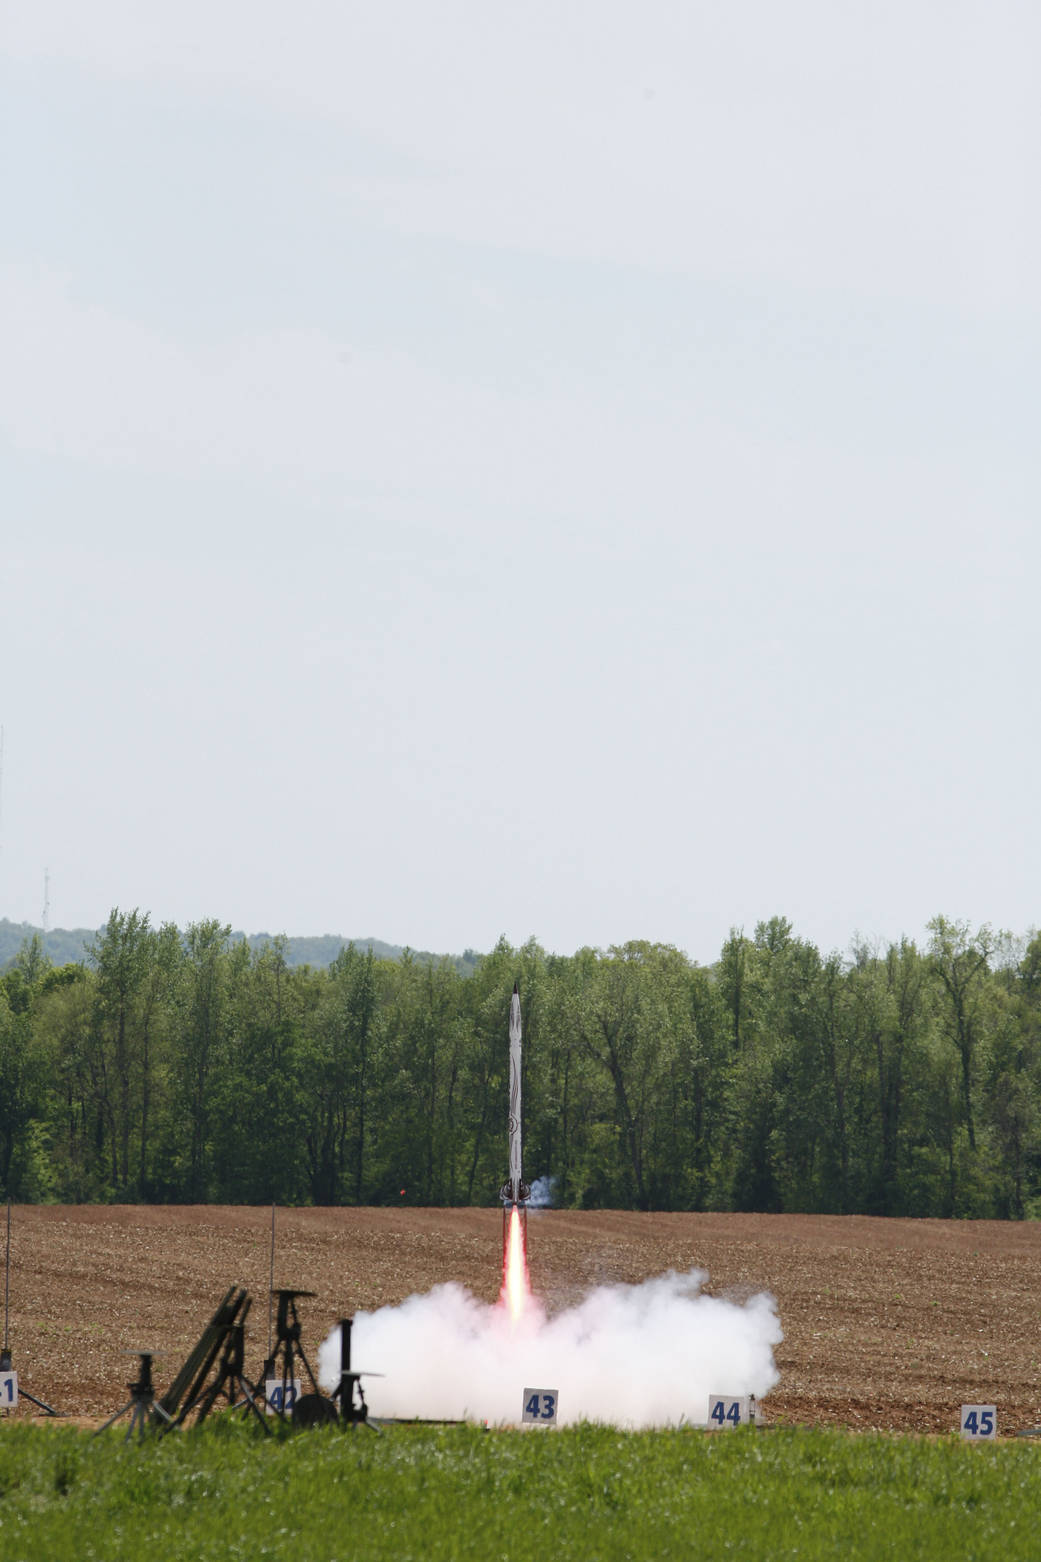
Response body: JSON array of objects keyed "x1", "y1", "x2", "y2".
[
  {"x1": 500, "y1": 983, "x2": 530, "y2": 1209},
  {"x1": 500, "y1": 982, "x2": 531, "y2": 1278}
]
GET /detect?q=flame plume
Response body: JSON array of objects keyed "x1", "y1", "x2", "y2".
[{"x1": 500, "y1": 1206, "x2": 531, "y2": 1323}]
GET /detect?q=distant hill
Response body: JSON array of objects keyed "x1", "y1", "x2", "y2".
[
  {"x1": 0, "y1": 918, "x2": 480, "y2": 976},
  {"x1": 230, "y1": 932, "x2": 481, "y2": 976},
  {"x1": 0, "y1": 919, "x2": 99, "y2": 968}
]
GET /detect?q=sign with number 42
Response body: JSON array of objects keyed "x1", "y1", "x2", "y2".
[
  {"x1": 265, "y1": 1379, "x2": 301, "y2": 1416},
  {"x1": 961, "y1": 1405, "x2": 997, "y2": 1439},
  {"x1": 522, "y1": 1388, "x2": 558, "y2": 1424},
  {"x1": 0, "y1": 1371, "x2": 17, "y2": 1409},
  {"x1": 708, "y1": 1395, "x2": 754, "y2": 1429}
]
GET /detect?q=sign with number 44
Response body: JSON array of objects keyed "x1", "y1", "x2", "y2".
[
  {"x1": 522, "y1": 1388, "x2": 558, "y2": 1424},
  {"x1": 708, "y1": 1395, "x2": 755, "y2": 1429},
  {"x1": 961, "y1": 1405, "x2": 997, "y2": 1439}
]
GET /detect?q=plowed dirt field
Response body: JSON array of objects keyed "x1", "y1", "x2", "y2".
[{"x1": 4, "y1": 1206, "x2": 1040, "y2": 1434}]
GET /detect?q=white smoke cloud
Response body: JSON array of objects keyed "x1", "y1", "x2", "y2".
[
  {"x1": 526, "y1": 1175, "x2": 557, "y2": 1209},
  {"x1": 318, "y1": 1270, "x2": 781, "y2": 1428}
]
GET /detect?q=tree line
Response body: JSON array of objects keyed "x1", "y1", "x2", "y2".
[{"x1": 1, "y1": 911, "x2": 1039, "y2": 1217}]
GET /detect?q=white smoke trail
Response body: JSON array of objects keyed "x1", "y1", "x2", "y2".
[
  {"x1": 526, "y1": 1175, "x2": 557, "y2": 1209},
  {"x1": 318, "y1": 1269, "x2": 781, "y2": 1427}
]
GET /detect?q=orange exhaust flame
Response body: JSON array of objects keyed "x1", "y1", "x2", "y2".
[{"x1": 500, "y1": 1205, "x2": 531, "y2": 1323}]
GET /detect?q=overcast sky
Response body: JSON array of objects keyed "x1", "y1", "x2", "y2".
[{"x1": 2, "y1": 2, "x2": 1038, "y2": 963}]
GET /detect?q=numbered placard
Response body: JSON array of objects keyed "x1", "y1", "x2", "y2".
[
  {"x1": 0, "y1": 1371, "x2": 18, "y2": 1409},
  {"x1": 522, "y1": 1387, "x2": 558, "y2": 1424},
  {"x1": 265, "y1": 1378, "x2": 301, "y2": 1416},
  {"x1": 708, "y1": 1394, "x2": 755, "y2": 1429},
  {"x1": 961, "y1": 1404, "x2": 997, "y2": 1440}
]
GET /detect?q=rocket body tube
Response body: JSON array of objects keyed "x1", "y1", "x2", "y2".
[{"x1": 500, "y1": 983, "x2": 530, "y2": 1206}]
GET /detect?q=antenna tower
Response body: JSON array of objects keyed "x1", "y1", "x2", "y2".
[{"x1": 42, "y1": 868, "x2": 50, "y2": 934}]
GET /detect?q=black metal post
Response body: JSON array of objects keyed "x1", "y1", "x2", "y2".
[{"x1": 337, "y1": 1317, "x2": 366, "y2": 1426}]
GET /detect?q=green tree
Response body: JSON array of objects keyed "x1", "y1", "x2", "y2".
[
  {"x1": 719, "y1": 920, "x2": 803, "y2": 1212},
  {"x1": 210, "y1": 938, "x2": 314, "y2": 1203},
  {"x1": 684, "y1": 964, "x2": 730, "y2": 1210},
  {"x1": 0, "y1": 987, "x2": 43, "y2": 1196},
  {"x1": 982, "y1": 940, "x2": 1041, "y2": 1217},
  {"x1": 87, "y1": 910, "x2": 179, "y2": 1198},
  {"x1": 847, "y1": 938, "x2": 932, "y2": 1214},
  {"x1": 30, "y1": 965, "x2": 97, "y2": 1199},
  {"x1": 455, "y1": 938, "x2": 520, "y2": 1206},
  {"x1": 302, "y1": 943, "x2": 380, "y2": 1204},
  {"x1": 567, "y1": 943, "x2": 692, "y2": 1210},
  {"x1": 750, "y1": 922, "x2": 833, "y2": 1212},
  {"x1": 378, "y1": 956, "x2": 466, "y2": 1204},
  {"x1": 716, "y1": 930, "x2": 762, "y2": 1053},
  {"x1": 173, "y1": 920, "x2": 233, "y2": 1199},
  {"x1": 88, "y1": 909, "x2": 153, "y2": 1194},
  {"x1": 927, "y1": 917, "x2": 994, "y2": 1153}
]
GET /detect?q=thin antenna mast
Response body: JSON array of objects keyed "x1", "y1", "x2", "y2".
[
  {"x1": 3, "y1": 1202, "x2": 10, "y2": 1354},
  {"x1": 268, "y1": 1204, "x2": 276, "y2": 1355},
  {"x1": 42, "y1": 868, "x2": 50, "y2": 935},
  {"x1": 0, "y1": 1204, "x2": 61, "y2": 1414}
]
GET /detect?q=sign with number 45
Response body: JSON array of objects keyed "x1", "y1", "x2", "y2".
[
  {"x1": 522, "y1": 1388, "x2": 558, "y2": 1424},
  {"x1": 961, "y1": 1405, "x2": 997, "y2": 1439}
]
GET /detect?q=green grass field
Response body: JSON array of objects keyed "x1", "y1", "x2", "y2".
[{"x1": 0, "y1": 1419, "x2": 1037, "y2": 1562}]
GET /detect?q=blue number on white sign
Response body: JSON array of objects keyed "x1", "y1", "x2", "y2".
[
  {"x1": 522, "y1": 1387, "x2": 558, "y2": 1423},
  {"x1": 266, "y1": 1381, "x2": 299, "y2": 1415},
  {"x1": 524, "y1": 1393, "x2": 556, "y2": 1420},
  {"x1": 709, "y1": 1395, "x2": 749, "y2": 1429},
  {"x1": 961, "y1": 1405, "x2": 997, "y2": 1439},
  {"x1": 1, "y1": 1373, "x2": 16, "y2": 1406}
]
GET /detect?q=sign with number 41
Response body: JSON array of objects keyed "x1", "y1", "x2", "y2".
[
  {"x1": 961, "y1": 1405, "x2": 997, "y2": 1439},
  {"x1": 0, "y1": 1371, "x2": 18, "y2": 1409},
  {"x1": 522, "y1": 1388, "x2": 558, "y2": 1424}
]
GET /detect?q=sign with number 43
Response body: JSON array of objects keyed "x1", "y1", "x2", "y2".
[
  {"x1": 522, "y1": 1388, "x2": 558, "y2": 1424},
  {"x1": 0, "y1": 1371, "x2": 17, "y2": 1409},
  {"x1": 708, "y1": 1394, "x2": 755, "y2": 1429},
  {"x1": 961, "y1": 1405, "x2": 997, "y2": 1439}
]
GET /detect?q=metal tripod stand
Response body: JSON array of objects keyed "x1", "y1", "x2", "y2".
[
  {"x1": 191, "y1": 1317, "x2": 269, "y2": 1431},
  {"x1": 95, "y1": 1351, "x2": 176, "y2": 1441},
  {"x1": 258, "y1": 1289, "x2": 322, "y2": 1418}
]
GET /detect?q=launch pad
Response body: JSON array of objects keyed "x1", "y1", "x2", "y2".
[{"x1": 9, "y1": 978, "x2": 565, "y2": 1430}]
